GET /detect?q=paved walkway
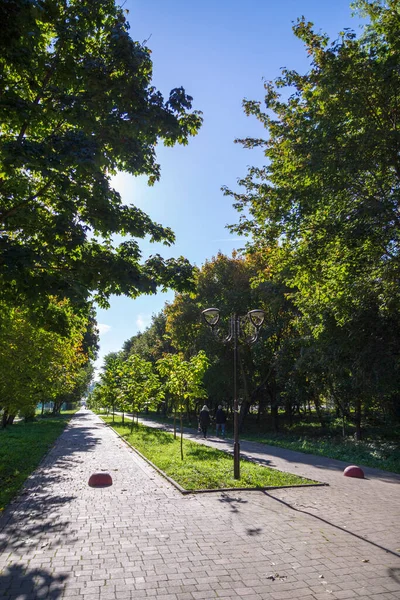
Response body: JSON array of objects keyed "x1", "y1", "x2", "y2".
[{"x1": 0, "y1": 410, "x2": 399, "y2": 600}]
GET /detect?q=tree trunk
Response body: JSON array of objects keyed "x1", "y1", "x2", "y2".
[
  {"x1": 354, "y1": 397, "x2": 362, "y2": 441},
  {"x1": 185, "y1": 400, "x2": 191, "y2": 427},
  {"x1": 314, "y1": 395, "x2": 326, "y2": 430},
  {"x1": 285, "y1": 401, "x2": 293, "y2": 426},
  {"x1": 256, "y1": 402, "x2": 262, "y2": 423},
  {"x1": 267, "y1": 378, "x2": 279, "y2": 432},
  {"x1": 180, "y1": 413, "x2": 184, "y2": 460},
  {"x1": 2, "y1": 410, "x2": 9, "y2": 428},
  {"x1": 271, "y1": 403, "x2": 279, "y2": 432},
  {"x1": 173, "y1": 408, "x2": 177, "y2": 439}
]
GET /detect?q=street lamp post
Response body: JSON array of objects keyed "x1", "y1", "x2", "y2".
[{"x1": 201, "y1": 308, "x2": 265, "y2": 480}]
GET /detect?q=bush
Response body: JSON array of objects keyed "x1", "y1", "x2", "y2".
[{"x1": 20, "y1": 406, "x2": 36, "y2": 422}]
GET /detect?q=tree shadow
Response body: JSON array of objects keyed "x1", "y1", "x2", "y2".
[
  {"x1": 246, "y1": 527, "x2": 262, "y2": 536},
  {"x1": 0, "y1": 411, "x2": 100, "y2": 555},
  {"x1": 388, "y1": 567, "x2": 400, "y2": 584},
  {"x1": 218, "y1": 492, "x2": 248, "y2": 513},
  {"x1": 236, "y1": 452, "x2": 274, "y2": 468},
  {"x1": 264, "y1": 491, "x2": 400, "y2": 558},
  {"x1": 187, "y1": 444, "x2": 225, "y2": 461},
  {"x1": 0, "y1": 564, "x2": 67, "y2": 599}
]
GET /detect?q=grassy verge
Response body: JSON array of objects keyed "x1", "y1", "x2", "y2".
[
  {"x1": 125, "y1": 411, "x2": 400, "y2": 474},
  {"x1": 101, "y1": 416, "x2": 316, "y2": 490},
  {"x1": 240, "y1": 432, "x2": 400, "y2": 474},
  {"x1": 0, "y1": 414, "x2": 74, "y2": 510}
]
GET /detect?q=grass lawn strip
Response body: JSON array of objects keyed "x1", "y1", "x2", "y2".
[
  {"x1": 0, "y1": 413, "x2": 75, "y2": 511},
  {"x1": 241, "y1": 433, "x2": 400, "y2": 474},
  {"x1": 102, "y1": 417, "x2": 318, "y2": 490},
  {"x1": 123, "y1": 412, "x2": 400, "y2": 475}
]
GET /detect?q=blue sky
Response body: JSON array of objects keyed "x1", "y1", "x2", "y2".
[{"x1": 95, "y1": 0, "x2": 364, "y2": 375}]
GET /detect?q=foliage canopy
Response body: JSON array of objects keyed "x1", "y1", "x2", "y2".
[{"x1": 0, "y1": 0, "x2": 202, "y2": 309}]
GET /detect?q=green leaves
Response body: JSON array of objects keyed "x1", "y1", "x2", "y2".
[
  {"x1": 92, "y1": 352, "x2": 163, "y2": 415},
  {"x1": 226, "y1": 1, "x2": 400, "y2": 329},
  {"x1": 0, "y1": 297, "x2": 95, "y2": 418},
  {"x1": 0, "y1": 0, "x2": 202, "y2": 310},
  {"x1": 157, "y1": 351, "x2": 210, "y2": 413}
]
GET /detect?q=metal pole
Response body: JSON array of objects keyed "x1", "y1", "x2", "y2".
[{"x1": 233, "y1": 314, "x2": 240, "y2": 479}]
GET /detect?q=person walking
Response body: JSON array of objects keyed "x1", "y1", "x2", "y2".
[
  {"x1": 198, "y1": 405, "x2": 211, "y2": 438},
  {"x1": 215, "y1": 405, "x2": 226, "y2": 437}
]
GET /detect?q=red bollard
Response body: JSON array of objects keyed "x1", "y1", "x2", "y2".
[
  {"x1": 88, "y1": 472, "x2": 113, "y2": 487},
  {"x1": 343, "y1": 465, "x2": 365, "y2": 479}
]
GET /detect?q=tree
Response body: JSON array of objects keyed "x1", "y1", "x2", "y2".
[
  {"x1": 164, "y1": 252, "x2": 300, "y2": 430},
  {"x1": 120, "y1": 354, "x2": 162, "y2": 431},
  {"x1": 0, "y1": 298, "x2": 92, "y2": 424},
  {"x1": 164, "y1": 253, "x2": 260, "y2": 409},
  {"x1": 0, "y1": 0, "x2": 202, "y2": 311},
  {"x1": 157, "y1": 351, "x2": 209, "y2": 459},
  {"x1": 121, "y1": 311, "x2": 173, "y2": 364},
  {"x1": 224, "y1": 0, "x2": 400, "y2": 435},
  {"x1": 225, "y1": 0, "x2": 400, "y2": 322},
  {"x1": 95, "y1": 352, "x2": 123, "y2": 421}
]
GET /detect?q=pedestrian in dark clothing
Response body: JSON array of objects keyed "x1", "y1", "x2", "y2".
[
  {"x1": 215, "y1": 405, "x2": 226, "y2": 437},
  {"x1": 198, "y1": 405, "x2": 211, "y2": 438}
]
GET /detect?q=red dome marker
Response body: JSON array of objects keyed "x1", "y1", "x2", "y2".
[
  {"x1": 343, "y1": 465, "x2": 364, "y2": 479},
  {"x1": 88, "y1": 472, "x2": 113, "y2": 487}
]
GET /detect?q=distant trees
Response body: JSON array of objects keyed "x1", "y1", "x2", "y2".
[
  {"x1": 0, "y1": 299, "x2": 96, "y2": 425},
  {"x1": 89, "y1": 348, "x2": 209, "y2": 459},
  {"x1": 120, "y1": 252, "x2": 301, "y2": 432}
]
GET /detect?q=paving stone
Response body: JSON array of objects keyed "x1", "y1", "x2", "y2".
[{"x1": 0, "y1": 410, "x2": 399, "y2": 600}]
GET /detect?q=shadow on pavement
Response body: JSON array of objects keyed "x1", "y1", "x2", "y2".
[
  {"x1": 218, "y1": 492, "x2": 248, "y2": 513},
  {"x1": 389, "y1": 567, "x2": 400, "y2": 584},
  {"x1": 0, "y1": 564, "x2": 67, "y2": 599},
  {"x1": 264, "y1": 490, "x2": 400, "y2": 559},
  {"x1": 246, "y1": 527, "x2": 262, "y2": 536},
  {"x1": 0, "y1": 412, "x2": 99, "y2": 555}
]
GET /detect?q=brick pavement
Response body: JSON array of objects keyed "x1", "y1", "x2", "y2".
[{"x1": 0, "y1": 410, "x2": 399, "y2": 600}]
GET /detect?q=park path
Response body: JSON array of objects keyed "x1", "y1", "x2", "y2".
[
  {"x1": 135, "y1": 415, "x2": 400, "y2": 557},
  {"x1": 0, "y1": 409, "x2": 398, "y2": 600}
]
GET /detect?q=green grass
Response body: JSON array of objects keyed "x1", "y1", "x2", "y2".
[
  {"x1": 0, "y1": 414, "x2": 74, "y2": 510},
  {"x1": 101, "y1": 416, "x2": 316, "y2": 490},
  {"x1": 126, "y1": 410, "x2": 400, "y2": 475},
  {"x1": 35, "y1": 408, "x2": 79, "y2": 416},
  {"x1": 240, "y1": 432, "x2": 400, "y2": 474}
]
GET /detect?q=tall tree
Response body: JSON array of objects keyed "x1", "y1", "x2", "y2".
[
  {"x1": 122, "y1": 311, "x2": 173, "y2": 363},
  {"x1": 0, "y1": 0, "x2": 202, "y2": 310},
  {"x1": 157, "y1": 351, "x2": 209, "y2": 458},
  {"x1": 224, "y1": 0, "x2": 400, "y2": 435},
  {"x1": 225, "y1": 0, "x2": 400, "y2": 329},
  {"x1": 121, "y1": 354, "x2": 162, "y2": 430}
]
